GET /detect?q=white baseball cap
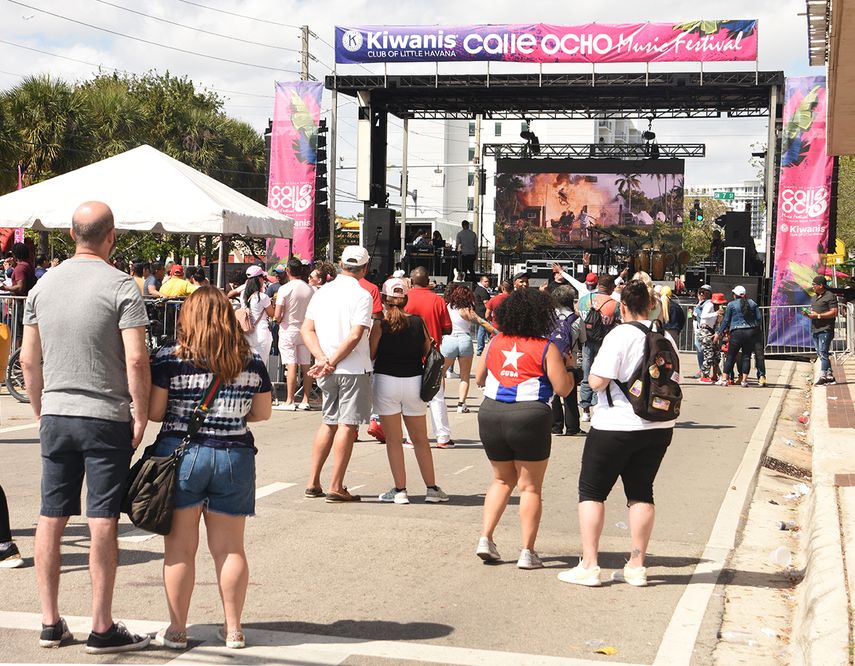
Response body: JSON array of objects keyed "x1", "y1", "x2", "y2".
[
  {"x1": 246, "y1": 265, "x2": 267, "y2": 278},
  {"x1": 341, "y1": 245, "x2": 370, "y2": 266},
  {"x1": 732, "y1": 285, "x2": 746, "y2": 296},
  {"x1": 392, "y1": 269, "x2": 405, "y2": 278}
]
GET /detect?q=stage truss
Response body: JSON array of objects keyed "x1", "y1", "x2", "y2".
[{"x1": 483, "y1": 143, "x2": 706, "y2": 159}]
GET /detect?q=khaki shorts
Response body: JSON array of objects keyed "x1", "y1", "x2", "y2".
[{"x1": 318, "y1": 374, "x2": 372, "y2": 426}]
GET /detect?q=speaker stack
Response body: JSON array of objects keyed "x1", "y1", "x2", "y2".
[{"x1": 365, "y1": 208, "x2": 396, "y2": 278}]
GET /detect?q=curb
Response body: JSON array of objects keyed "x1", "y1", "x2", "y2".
[{"x1": 791, "y1": 370, "x2": 850, "y2": 666}]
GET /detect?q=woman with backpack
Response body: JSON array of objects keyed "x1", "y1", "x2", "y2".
[
  {"x1": 240, "y1": 266, "x2": 274, "y2": 364},
  {"x1": 714, "y1": 286, "x2": 761, "y2": 387},
  {"x1": 370, "y1": 278, "x2": 449, "y2": 505},
  {"x1": 474, "y1": 289, "x2": 574, "y2": 569},
  {"x1": 149, "y1": 287, "x2": 272, "y2": 649},
  {"x1": 559, "y1": 279, "x2": 678, "y2": 588}
]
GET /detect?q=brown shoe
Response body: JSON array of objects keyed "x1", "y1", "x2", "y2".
[
  {"x1": 304, "y1": 487, "x2": 325, "y2": 499},
  {"x1": 325, "y1": 488, "x2": 361, "y2": 503}
]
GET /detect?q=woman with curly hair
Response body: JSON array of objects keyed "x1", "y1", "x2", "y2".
[
  {"x1": 148, "y1": 287, "x2": 272, "y2": 649},
  {"x1": 473, "y1": 289, "x2": 574, "y2": 569},
  {"x1": 440, "y1": 285, "x2": 478, "y2": 412},
  {"x1": 308, "y1": 261, "x2": 336, "y2": 290}
]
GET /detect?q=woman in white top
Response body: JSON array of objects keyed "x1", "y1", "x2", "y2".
[
  {"x1": 240, "y1": 266, "x2": 274, "y2": 364},
  {"x1": 558, "y1": 279, "x2": 677, "y2": 589},
  {"x1": 439, "y1": 285, "x2": 478, "y2": 413}
]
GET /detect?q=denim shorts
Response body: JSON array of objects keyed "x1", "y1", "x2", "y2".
[
  {"x1": 40, "y1": 415, "x2": 133, "y2": 519},
  {"x1": 440, "y1": 333, "x2": 474, "y2": 359},
  {"x1": 153, "y1": 436, "x2": 256, "y2": 516}
]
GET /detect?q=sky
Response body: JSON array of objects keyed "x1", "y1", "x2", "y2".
[{"x1": 0, "y1": 0, "x2": 822, "y2": 217}]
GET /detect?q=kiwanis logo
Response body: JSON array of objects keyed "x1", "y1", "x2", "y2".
[
  {"x1": 341, "y1": 30, "x2": 363, "y2": 52},
  {"x1": 779, "y1": 223, "x2": 789, "y2": 233}
]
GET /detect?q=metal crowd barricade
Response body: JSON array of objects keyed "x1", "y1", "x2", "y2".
[{"x1": 0, "y1": 295, "x2": 28, "y2": 351}]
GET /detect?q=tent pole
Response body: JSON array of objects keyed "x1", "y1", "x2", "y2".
[{"x1": 218, "y1": 235, "x2": 227, "y2": 288}]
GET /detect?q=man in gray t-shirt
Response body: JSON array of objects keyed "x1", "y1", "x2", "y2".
[
  {"x1": 455, "y1": 220, "x2": 478, "y2": 282},
  {"x1": 21, "y1": 201, "x2": 152, "y2": 653}
]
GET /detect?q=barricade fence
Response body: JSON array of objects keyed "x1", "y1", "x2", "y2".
[{"x1": 0, "y1": 295, "x2": 27, "y2": 351}]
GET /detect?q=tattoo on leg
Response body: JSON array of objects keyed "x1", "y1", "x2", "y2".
[{"x1": 631, "y1": 548, "x2": 641, "y2": 559}]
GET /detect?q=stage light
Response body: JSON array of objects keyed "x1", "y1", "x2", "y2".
[{"x1": 642, "y1": 130, "x2": 657, "y2": 142}]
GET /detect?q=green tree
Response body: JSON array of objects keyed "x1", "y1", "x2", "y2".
[
  {"x1": 836, "y1": 156, "x2": 855, "y2": 255},
  {"x1": 680, "y1": 196, "x2": 729, "y2": 262},
  {"x1": 614, "y1": 173, "x2": 641, "y2": 214}
]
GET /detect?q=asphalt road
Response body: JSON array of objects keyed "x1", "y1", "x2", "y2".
[{"x1": 0, "y1": 354, "x2": 788, "y2": 665}]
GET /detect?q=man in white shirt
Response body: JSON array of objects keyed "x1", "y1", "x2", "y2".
[
  {"x1": 301, "y1": 246, "x2": 375, "y2": 503},
  {"x1": 273, "y1": 258, "x2": 316, "y2": 411},
  {"x1": 455, "y1": 220, "x2": 478, "y2": 282}
]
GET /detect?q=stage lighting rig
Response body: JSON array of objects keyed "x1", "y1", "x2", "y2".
[
  {"x1": 643, "y1": 117, "x2": 659, "y2": 159},
  {"x1": 520, "y1": 119, "x2": 540, "y2": 157}
]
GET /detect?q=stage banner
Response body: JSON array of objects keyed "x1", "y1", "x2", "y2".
[
  {"x1": 335, "y1": 21, "x2": 758, "y2": 64},
  {"x1": 267, "y1": 81, "x2": 323, "y2": 265},
  {"x1": 768, "y1": 76, "x2": 834, "y2": 348}
]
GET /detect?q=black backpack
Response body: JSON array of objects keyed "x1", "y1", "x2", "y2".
[
  {"x1": 606, "y1": 320, "x2": 682, "y2": 422},
  {"x1": 583, "y1": 295, "x2": 616, "y2": 345}
]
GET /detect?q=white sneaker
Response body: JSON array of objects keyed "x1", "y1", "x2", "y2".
[
  {"x1": 403, "y1": 440, "x2": 414, "y2": 449},
  {"x1": 580, "y1": 410, "x2": 591, "y2": 423},
  {"x1": 378, "y1": 488, "x2": 409, "y2": 504},
  {"x1": 612, "y1": 564, "x2": 648, "y2": 587},
  {"x1": 273, "y1": 403, "x2": 296, "y2": 411},
  {"x1": 517, "y1": 549, "x2": 544, "y2": 569},
  {"x1": 425, "y1": 487, "x2": 449, "y2": 503},
  {"x1": 476, "y1": 537, "x2": 500, "y2": 562},
  {"x1": 456, "y1": 403, "x2": 470, "y2": 413},
  {"x1": 557, "y1": 563, "x2": 602, "y2": 587}
]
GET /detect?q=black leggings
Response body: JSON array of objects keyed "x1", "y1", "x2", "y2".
[
  {"x1": 724, "y1": 327, "x2": 759, "y2": 377},
  {"x1": 0, "y1": 484, "x2": 11, "y2": 543},
  {"x1": 578, "y1": 427, "x2": 672, "y2": 504},
  {"x1": 478, "y1": 397, "x2": 553, "y2": 461}
]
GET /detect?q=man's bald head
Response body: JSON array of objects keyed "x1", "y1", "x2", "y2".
[
  {"x1": 410, "y1": 266, "x2": 428, "y2": 287},
  {"x1": 71, "y1": 201, "x2": 115, "y2": 248}
]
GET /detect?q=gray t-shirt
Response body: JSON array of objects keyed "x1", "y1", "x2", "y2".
[
  {"x1": 456, "y1": 228, "x2": 478, "y2": 255},
  {"x1": 23, "y1": 258, "x2": 149, "y2": 422}
]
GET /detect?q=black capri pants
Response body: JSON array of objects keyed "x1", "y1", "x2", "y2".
[
  {"x1": 578, "y1": 427, "x2": 673, "y2": 504},
  {"x1": 478, "y1": 397, "x2": 553, "y2": 462}
]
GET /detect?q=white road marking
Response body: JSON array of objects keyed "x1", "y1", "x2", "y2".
[
  {"x1": 254, "y1": 481, "x2": 295, "y2": 499},
  {"x1": 118, "y1": 529, "x2": 158, "y2": 543},
  {"x1": 0, "y1": 611, "x2": 641, "y2": 666},
  {"x1": 453, "y1": 465, "x2": 474, "y2": 475},
  {"x1": 0, "y1": 422, "x2": 38, "y2": 434},
  {"x1": 348, "y1": 484, "x2": 366, "y2": 492},
  {"x1": 652, "y1": 362, "x2": 794, "y2": 665}
]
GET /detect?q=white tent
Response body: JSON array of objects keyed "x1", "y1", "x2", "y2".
[{"x1": 0, "y1": 144, "x2": 292, "y2": 238}]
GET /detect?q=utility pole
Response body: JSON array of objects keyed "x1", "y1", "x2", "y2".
[
  {"x1": 400, "y1": 119, "x2": 409, "y2": 260},
  {"x1": 300, "y1": 26, "x2": 310, "y2": 81}
]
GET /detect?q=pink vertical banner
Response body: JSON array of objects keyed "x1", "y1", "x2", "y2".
[
  {"x1": 13, "y1": 164, "x2": 24, "y2": 243},
  {"x1": 266, "y1": 81, "x2": 324, "y2": 265},
  {"x1": 768, "y1": 76, "x2": 835, "y2": 347}
]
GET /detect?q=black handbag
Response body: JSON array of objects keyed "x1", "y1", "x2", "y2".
[
  {"x1": 121, "y1": 375, "x2": 223, "y2": 535},
  {"x1": 419, "y1": 322, "x2": 445, "y2": 402}
]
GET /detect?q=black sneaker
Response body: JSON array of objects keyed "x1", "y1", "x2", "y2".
[
  {"x1": 825, "y1": 375, "x2": 837, "y2": 385},
  {"x1": 85, "y1": 622, "x2": 151, "y2": 654},
  {"x1": 814, "y1": 376, "x2": 829, "y2": 386},
  {"x1": 0, "y1": 542, "x2": 24, "y2": 569},
  {"x1": 39, "y1": 617, "x2": 72, "y2": 648}
]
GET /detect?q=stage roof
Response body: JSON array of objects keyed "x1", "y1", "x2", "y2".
[{"x1": 326, "y1": 70, "x2": 784, "y2": 120}]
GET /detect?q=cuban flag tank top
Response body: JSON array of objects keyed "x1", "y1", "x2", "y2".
[{"x1": 484, "y1": 334, "x2": 554, "y2": 404}]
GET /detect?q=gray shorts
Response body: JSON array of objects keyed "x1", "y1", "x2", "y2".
[
  {"x1": 318, "y1": 374, "x2": 372, "y2": 426},
  {"x1": 39, "y1": 415, "x2": 134, "y2": 519}
]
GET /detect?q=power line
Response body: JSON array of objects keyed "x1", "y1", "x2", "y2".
[
  {"x1": 173, "y1": 0, "x2": 301, "y2": 28},
  {"x1": 9, "y1": 1, "x2": 301, "y2": 74},
  {"x1": 93, "y1": 0, "x2": 301, "y2": 53}
]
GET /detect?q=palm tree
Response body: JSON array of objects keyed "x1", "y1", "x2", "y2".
[{"x1": 614, "y1": 173, "x2": 641, "y2": 219}]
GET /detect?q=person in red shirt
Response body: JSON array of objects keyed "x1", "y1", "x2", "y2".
[
  {"x1": 358, "y1": 276, "x2": 383, "y2": 317},
  {"x1": 404, "y1": 267, "x2": 454, "y2": 447},
  {"x1": 8, "y1": 242, "x2": 36, "y2": 297},
  {"x1": 484, "y1": 280, "x2": 512, "y2": 329}
]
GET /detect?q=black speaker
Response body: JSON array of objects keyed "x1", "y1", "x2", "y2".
[
  {"x1": 709, "y1": 275, "x2": 761, "y2": 302},
  {"x1": 723, "y1": 247, "x2": 746, "y2": 276},
  {"x1": 684, "y1": 266, "x2": 706, "y2": 292},
  {"x1": 723, "y1": 211, "x2": 751, "y2": 247},
  {"x1": 366, "y1": 208, "x2": 396, "y2": 278}
]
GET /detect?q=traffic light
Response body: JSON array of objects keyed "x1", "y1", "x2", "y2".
[
  {"x1": 689, "y1": 208, "x2": 697, "y2": 222},
  {"x1": 690, "y1": 199, "x2": 703, "y2": 223},
  {"x1": 696, "y1": 207, "x2": 704, "y2": 222},
  {"x1": 314, "y1": 120, "x2": 328, "y2": 235}
]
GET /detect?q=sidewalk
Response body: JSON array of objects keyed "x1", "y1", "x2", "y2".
[{"x1": 793, "y1": 358, "x2": 854, "y2": 665}]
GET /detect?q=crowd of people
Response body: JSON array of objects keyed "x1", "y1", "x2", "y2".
[{"x1": 0, "y1": 199, "x2": 844, "y2": 653}]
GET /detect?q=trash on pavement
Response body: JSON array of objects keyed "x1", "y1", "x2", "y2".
[
  {"x1": 783, "y1": 482, "x2": 810, "y2": 500},
  {"x1": 769, "y1": 546, "x2": 793, "y2": 568},
  {"x1": 783, "y1": 438, "x2": 795, "y2": 447},
  {"x1": 615, "y1": 521, "x2": 628, "y2": 530},
  {"x1": 778, "y1": 520, "x2": 798, "y2": 531},
  {"x1": 761, "y1": 627, "x2": 778, "y2": 638},
  {"x1": 718, "y1": 630, "x2": 759, "y2": 646},
  {"x1": 798, "y1": 411, "x2": 810, "y2": 425},
  {"x1": 595, "y1": 646, "x2": 618, "y2": 655}
]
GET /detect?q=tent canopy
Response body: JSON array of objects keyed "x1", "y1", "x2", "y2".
[{"x1": 0, "y1": 145, "x2": 292, "y2": 238}]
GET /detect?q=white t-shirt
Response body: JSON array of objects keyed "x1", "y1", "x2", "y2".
[
  {"x1": 241, "y1": 290, "x2": 272, "y2": 330},
  {"x1": 448, "y1": 306, "x2": 470, "y2": 335},
  {"x1": 275, "y1": 279, "x2": 314, "y2": 331},
  {"x1": 590, "y1": 321, "x2": 678, "y2": 432},
  {"x1": 698, "y1": 300, "x2": 717, "y2": 329},
  {"x1": 304, "y1": 274, "x2": 373, "y2": 375}
]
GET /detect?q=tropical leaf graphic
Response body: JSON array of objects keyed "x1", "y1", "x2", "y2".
[
  {"x1": 288, "y1": 90, "x2": 315, "y2": 136},
  {"x1": 721, "y1": 20, "x2": 757, "y2": 39},
  {"x1": 674, "y1": 20, "x2": 722, "y2": 36},
  {"x1": 781, "y1": 85, "x2": 822, "y2": 168},
  {"x1": 782, "y1": 136, "x2": 811, "y2": 168}
]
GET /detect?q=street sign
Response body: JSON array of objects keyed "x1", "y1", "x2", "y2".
[{"x1": 713, "y1": 191, "x2": 735, "y2": 200}]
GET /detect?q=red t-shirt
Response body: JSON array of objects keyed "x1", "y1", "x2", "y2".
[
  {"x1": 485, "y1": 292, "x2": 511, "y2": 325},
  {"x1": 404, "y1": 287, "x2": 452, "y2": 345},
  {"x1": 358, "y1": 278, "x2": 382, "y2": 315},
  {"x1": 12, "y1": 260, "x2": 36, "y2": 295}
]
